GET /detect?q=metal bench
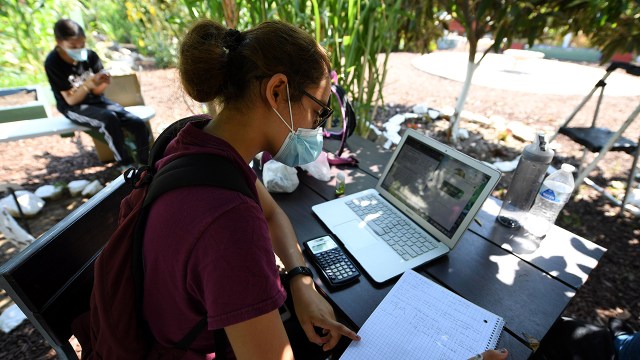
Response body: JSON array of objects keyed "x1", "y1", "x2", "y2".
[{"x1": 0, "y1": 105, "x2": 154, "y2": 142}]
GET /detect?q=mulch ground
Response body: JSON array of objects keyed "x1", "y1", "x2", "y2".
[{"x1": 0, "y1": 52, "x2": 638, "y2": 358}]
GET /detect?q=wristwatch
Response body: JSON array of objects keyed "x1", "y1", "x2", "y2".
[{"x1": 287, "y1": 266, "x2": 313, "y2": 281}]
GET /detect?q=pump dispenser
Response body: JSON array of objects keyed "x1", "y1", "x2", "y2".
[{"x1": 497, "y1": 133, "x2": 554, "y2": 228}]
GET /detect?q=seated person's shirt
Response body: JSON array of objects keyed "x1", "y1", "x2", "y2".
[
  {"x1": 143, "y1": 122, "x2": 287, "y2": 359},
  {"x1": 44, "y1": 48, "x2": 105, "y2": 113}
]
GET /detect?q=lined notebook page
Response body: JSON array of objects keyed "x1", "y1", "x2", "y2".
[{"x1": 341, "y1": 270, "x2": 504, "y2": 360}]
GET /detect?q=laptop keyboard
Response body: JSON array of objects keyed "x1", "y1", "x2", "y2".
[{"x1": 346, "y1": 195, "x2": 439, "y2": 261}]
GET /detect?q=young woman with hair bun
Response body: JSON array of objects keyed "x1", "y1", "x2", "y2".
[
  {"x1": 142, "y1": 19, "x2": 509, "y2": 360},
  {"x1": 142, "y1": 19, "x2": 358, "y2": 359}
]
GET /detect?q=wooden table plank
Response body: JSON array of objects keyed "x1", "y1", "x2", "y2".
[
  {"x1": 469, "y1": 197, "x2": 607, "y2": 289},
  {"x1": 498, "y1": 331, "x2": 533, "y2": 360},
  {"x1": 0, "y1": 106, "x2": 154, "y2": 143},
  {"x1": 420, "y1": 229, "x2": 576, "y2": 346},
  {"x1": 298, "y1": 166, "x2": 379, "y2": 201},
  {"x1": 323, "y1": 136, "x2": 390, "y2": 179}
]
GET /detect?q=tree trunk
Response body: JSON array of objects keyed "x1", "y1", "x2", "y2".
[{"x1": 449, "y1": 59, "x2": 478, "y2": 143}]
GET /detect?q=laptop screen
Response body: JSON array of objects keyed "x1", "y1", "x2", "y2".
[{"x1": 380, "y1": 136, "x2": 492, "y2": 238}]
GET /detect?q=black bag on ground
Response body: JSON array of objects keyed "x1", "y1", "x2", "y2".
[{"x1": 72, "y1": 114, "x2": 257, "y2": 359}]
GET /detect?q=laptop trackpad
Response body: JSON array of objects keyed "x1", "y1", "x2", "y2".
[{"x1": 333, "y1": 220, "x2": 378, "y2": 250}]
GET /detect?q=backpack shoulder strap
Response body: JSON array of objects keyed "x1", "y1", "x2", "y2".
[
  {"x1": 144, "y1": 153, "x2": 258, "y2": 208},
  {"x1": 148, "y1": 114, "x2": 212, "y2": 166}
]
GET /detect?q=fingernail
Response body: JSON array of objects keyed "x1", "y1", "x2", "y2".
[{"x1": 500, "y1": 348, "x2": 508, "y2": 353}]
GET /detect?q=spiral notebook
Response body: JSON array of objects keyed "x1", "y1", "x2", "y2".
[{"x1": 341, "y1": 270, "x2": 505, "y2": 360}]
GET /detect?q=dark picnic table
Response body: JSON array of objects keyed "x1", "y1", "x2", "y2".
[{"x1": 266, "y1": 135, "x2": 607, "y2": 360}]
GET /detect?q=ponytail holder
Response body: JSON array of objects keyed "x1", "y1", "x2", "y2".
[{"x1": 222, "y1": 28, "x2": 244, "y2": 51}]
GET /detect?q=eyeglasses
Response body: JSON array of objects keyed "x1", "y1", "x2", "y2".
[{"x1": 302, "y1": 89, "x2": 333, "y2": 129}]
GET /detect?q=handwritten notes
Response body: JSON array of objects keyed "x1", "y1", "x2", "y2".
[{"x1": 341, "y1": 270, "x2": 504, "y2": 360}]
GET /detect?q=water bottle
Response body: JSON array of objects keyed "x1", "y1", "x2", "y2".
[
  {"x1": 524, "y1": 163, "x2": 576, "y2": 238},
  {"x1": 497, "y1": 133, "x2": 554, "y2": 229}
]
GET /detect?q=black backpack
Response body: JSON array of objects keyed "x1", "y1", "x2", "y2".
[{"x1": 74, "y1": 114, "x2": 256, "y2": 359}]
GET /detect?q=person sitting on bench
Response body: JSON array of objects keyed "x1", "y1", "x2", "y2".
[{"x1": 44, "y1": 18, "x2": 149, "y2": 167}]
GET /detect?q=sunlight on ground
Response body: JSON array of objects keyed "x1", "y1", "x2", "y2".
[
  {"x1": 72, "y1": 164, "x2": 118, "y2": 178},
  {"x1": 65, "y1": 199, "x2": 87, "y2": 211},
  {"x1": 0, "y1": 240, "x2": 17, "y2": 256},
  {"x1": 0, "y1": 296, "x2": 12, "y2": 309}
]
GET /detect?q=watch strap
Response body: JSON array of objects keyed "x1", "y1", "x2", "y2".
[{"x1": 287, "y1": 266, "x2": 313, "y2": 281}]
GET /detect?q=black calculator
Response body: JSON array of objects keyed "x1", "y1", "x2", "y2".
[{"x1": 304, "y1": 235, "x2": 360, "y2": 287}]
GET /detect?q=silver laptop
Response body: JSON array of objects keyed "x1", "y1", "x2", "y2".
[{"x1": 312, "y1": 129, "x2": 501, "y2": 283}]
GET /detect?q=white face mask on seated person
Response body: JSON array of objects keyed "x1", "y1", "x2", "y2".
[
  {"x1": 64, "y1": 47, "x2": 88, "y2": 62},
  {"x1": 271, "y1": 83, "x2": 323, "y2": 167}
]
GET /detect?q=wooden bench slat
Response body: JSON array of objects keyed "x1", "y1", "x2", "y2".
[
  {"x1": 0, "y1": 105, "x2": 155, "y2": 143},
  {"x1": 0, "y1": 102, "x2": 51, "y2": 123}
]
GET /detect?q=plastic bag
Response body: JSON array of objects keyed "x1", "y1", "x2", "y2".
[
  {"x1": 300, "y1": 152, "x2": 331, "y2": 181},
  {"x1": 263, "y1": 160, "x2": 299, "y2": 193},
  {"x1": 0, "y1": 207, "x2": 35, "y2": 249}
]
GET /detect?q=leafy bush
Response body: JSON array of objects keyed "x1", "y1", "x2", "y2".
[{"x1": 0, "y1": 0, "x2": 75, "y2": 87}]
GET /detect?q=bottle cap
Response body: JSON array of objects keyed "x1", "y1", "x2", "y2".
[
  {"x1": 336, "y1": 171, "x2": 346, "y2": 181},
  {"x1": 522, "y1": 132, "x2": 554, "y2": 163},
  {"x1": 560, "y1": 163, "x2": 576, "y2": 173}
]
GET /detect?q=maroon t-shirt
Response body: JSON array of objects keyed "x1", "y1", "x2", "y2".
[{"x1": 143, "y1": 122, "x2": 286, "y2": 358}]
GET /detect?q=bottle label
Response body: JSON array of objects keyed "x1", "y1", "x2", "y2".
[{"x1": 538, "y1": 183, "x2": 571, "y2": 203}]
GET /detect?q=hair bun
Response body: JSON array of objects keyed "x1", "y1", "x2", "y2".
[{"x1": 222, "y1": 29, "x2": 244, "y2": 51}]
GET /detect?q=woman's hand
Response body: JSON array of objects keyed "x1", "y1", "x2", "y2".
[
  {"x1": 289, "y1": 275, "x2": 360, "y2": 351},
  {"x1": 468, "y1": 349, "x2": 509, "y2": 360}
]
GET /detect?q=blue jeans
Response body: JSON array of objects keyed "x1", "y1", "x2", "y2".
[{"x1": 614, "y1": 332, "x2": 640, "y2": 360}]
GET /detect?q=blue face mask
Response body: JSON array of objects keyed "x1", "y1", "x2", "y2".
[
  {"x1": 64, "y1": 47, "x2": 88, "y2": 62},
  {"x1": 272, "y1": 84, "x2": 323, "y2": 167}
]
